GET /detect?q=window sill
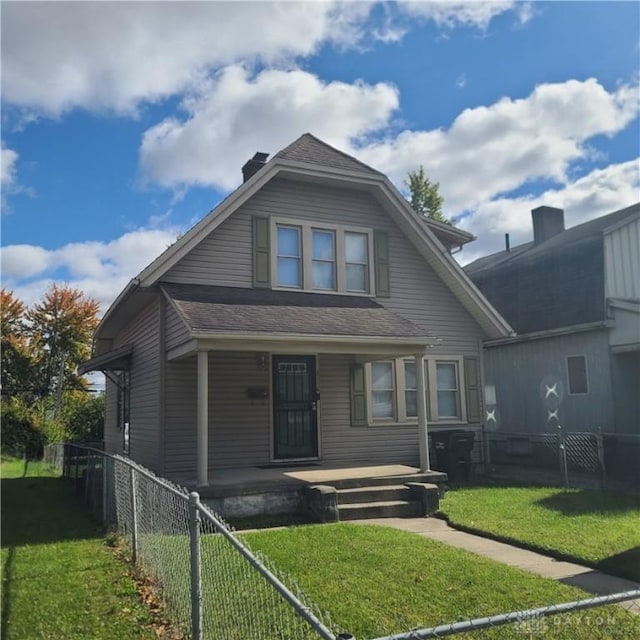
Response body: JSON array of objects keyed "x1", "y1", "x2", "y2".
[
  {"x1": 364, "y1": 419, "x2": 470, "y2": 428},
  {"x1": 272, "y1": 286, "x2": 374, "y2": 298}
]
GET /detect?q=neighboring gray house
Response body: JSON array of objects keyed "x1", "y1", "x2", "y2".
[
  {"x1": 81, "y1": 134, "x2": 512, "y2": 513},
  {"x1": 465, "y1": 203, "x2": 640, "y2": 439}
]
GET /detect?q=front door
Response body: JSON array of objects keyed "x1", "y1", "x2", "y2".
[{"x1": 272, "y1": 355, "x2": 318, "y2": 460}]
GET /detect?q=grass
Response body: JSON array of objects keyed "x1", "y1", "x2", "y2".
[
  {"x1": 243, "y1": 523, "x2": 640, "y2": 639},
  {"x1": 439, "y1": 484, "x2": 640, "y2": 581},
  {"x1": 1, "y1": 456, "x2": 155, "y2": 640}
]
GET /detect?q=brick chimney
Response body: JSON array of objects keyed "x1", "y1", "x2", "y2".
[
  {"x1": 532, "y1": 206, "x2": 565, "y2": 243},
  {"x1": 242, "y1": 152, "x2": 269, "y2": 183}
]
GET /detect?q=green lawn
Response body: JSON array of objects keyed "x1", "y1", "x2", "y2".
[
  {"x1": 1, "y1": 456, "x2": 155, "y2": 640},
  {"x1": 439, "y1": 484, "x2": 640, "y2": 581},
  {"x1": 244, "y1": 523, "x2": 640, "y2": 639}
]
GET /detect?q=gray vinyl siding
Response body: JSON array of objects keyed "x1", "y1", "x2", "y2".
[
  {"x1": 164, "y1": 352, "x2": 270, "y2": 481},
  {"x1": 165, "y1": 300, "x2": 190, "y2": 350},
  {"x1": 164, "y1": 177, "x2": 485, "y2": 354},
  {"x1": 160, "y1": 177, "x2": 489, "y2": 473},
  {"x1": 113, "y1": 298, "x2": 161, "y2": 470},
  {"x1": 610, "y1": 352, "x2": 640, "y2": 435},
  {"x1": 484, "y1": 329, "x2": 614, "y2": 434},
  {"x1": 104, "y1": 378, "x2": 120, "y2": 454},
  {"x1": 319, "y1": 354, "x2": 483, "y2": 466},
  {"x1": 319, "y1": 354, "x2": 419, "y2": 465},
  {"x1": 604, "y1": 217, "x2": 640, "y2": 300}
]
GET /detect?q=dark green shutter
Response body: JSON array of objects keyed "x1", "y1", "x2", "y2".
[
  {"x1": 350, "y1": 363, "x2": 367, "y2": 426},
  {"x1": 464, "y1": 356, "x2": 481, "y2": 423},
  {"x1": 252, "y1": 216, "x2": 270, "y2": 288},
  {"x1": 374, "y1": 230, "x2": 390, "y2": 297}
]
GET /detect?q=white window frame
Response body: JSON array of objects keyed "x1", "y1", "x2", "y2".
[
  {"x1": 363, "y1": 356, "x2": 467, "y2": 426},
  {"x1": 270, "y1": 217, "x2": 375, "y2": 295},
  {"x1": 428, "y1": 358, "x2": 467, "y2": 423},
  {"x1": 566, "y1": 354, "x2": 589, "y2": 395},
  {"x1": 367, "y1": 360, "x2": 397, "y2": 422},
  {"x1": 275, "y1": 224, "x2": 303, "y2": 288}
]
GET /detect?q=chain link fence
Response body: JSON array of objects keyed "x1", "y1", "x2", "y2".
[
  {"x1": 44, "y1": 443, "x2": 337, "y2": 640},
  {"x1": 483, "y1": 427, "x2": 615, "y2": 487},
  {"x1": 43, "y1": 443, "x2": 640, "y2": 639}
]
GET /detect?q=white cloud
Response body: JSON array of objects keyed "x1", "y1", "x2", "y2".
[
  {"x1": 1, "y1": 1, "x2": 373, "y2": 116},
  {"x1": 355, "y1": 78, "x2": 639, "y2": 214},
  {"x1": 457, "y1": 159, "x2": 640, "y2": 265},
  {"x1": 399, "y1": 1, "x2": 517, "y2": 30},
  {"x1": 139, "y1": 65, "x2": 399, "y2": 191},
  {"x1": 1, "y1": 146, "x2": 18, "y2": 188},
  {"x1": 0, "y1": 226, "x2": 181, "y2": 311}
]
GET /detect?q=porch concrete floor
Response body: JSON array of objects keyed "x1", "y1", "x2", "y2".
[{"x1": 187, "y1": 461, "x2": 438, "y2": 498}]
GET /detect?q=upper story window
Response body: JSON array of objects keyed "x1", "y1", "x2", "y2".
[
  {"x1": 312, "y1": 229, "x2": 336, "y2": 290},
  {"x1": 345, "y1": 232, "x2": 369, "y2": 292},
  {"x1": 271, "y1": 218, "x2": 374, "y2": 295},
  {"x1": 276, "y1": 226, "x2": 302, "y2": 288}
]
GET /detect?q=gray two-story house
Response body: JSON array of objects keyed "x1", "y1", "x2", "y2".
[{"x1": 81, "y1": 134, "x2": 512, "y2": 514}]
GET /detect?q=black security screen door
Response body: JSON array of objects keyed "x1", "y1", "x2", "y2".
[{"x1": 272, "y1": 355, "x2": 318, "y2": 460}]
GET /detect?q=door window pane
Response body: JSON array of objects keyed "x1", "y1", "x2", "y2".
[
  {"x1": 345, "y1": 232, "x2": 368, "y2": 292},
  {"x1": 277, "y1": 226, "x2": 301, "y2": 287},
  {"x1": 312, "y1": 229, "x2": 336, "y2": 290},
  {"x1": 371, "y1": 361, "x2": 394, "y2": 418},
  {"x1": 436, "y1": 362, "x2": 460, "y2": 418}
]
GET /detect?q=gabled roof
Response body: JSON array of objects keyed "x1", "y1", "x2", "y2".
[
  {"x1": 96, "y1": 134, "x2": 513, "y2": 342},
  {"x1": 274, "y1": 133, "x2": 382, "y2": 175},
  {"x1": 466, "y1": 203, "x2": 640, "y2": 277}
]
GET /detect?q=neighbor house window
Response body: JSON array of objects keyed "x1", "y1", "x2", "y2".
[
  {"x1": 567, "y1": 355, "x2": 588, "y2": 394},
  {"x1": 435, "y1": 361, "x2": 460, "y2": 419},
  {"x1": 311, "y1": 229, "x2": 336, "y2": 290},
  {"x1": 371, "y1": 361, "x2": 395, "y2": 419},
  {"x1": 276, "y1": 226, "x2": 302, "y2": 288},
  {"x1": 345, "y1": 232, "x2": 369, "y2": 292},
  {"x1": 272, "y1": 219, "x2": 374, "y2": 294}
]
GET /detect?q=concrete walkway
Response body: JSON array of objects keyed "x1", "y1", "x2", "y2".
[{"x1": 355, "y1": 516, "x2": 640, "y2": 615}]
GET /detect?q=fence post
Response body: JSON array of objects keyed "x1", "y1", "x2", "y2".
[
  {"x1": 558, "y1": 425, "x2": 568, "y2": 487},
  {"x1": 597, "y1": 427, "x2": 607, "y2": 487},
  {"x1": 102, "y1": 455, "x2": 109, "y2": 525},
  {"x1": 129, "y1": 467, "x2": 138, "y2": 565},
  {"x1": 189, "y1": 492, "x2": 203, "y2": 640},
  {"x1": 84, "y1": 452, "x2": 91, "y2": 504}
]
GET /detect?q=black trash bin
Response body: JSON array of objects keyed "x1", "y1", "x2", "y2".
[{"x1": 432, "y1": 430, "x2": 475, "y2": 482}]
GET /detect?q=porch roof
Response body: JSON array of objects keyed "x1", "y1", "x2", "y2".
[{"x1": 162, "y1": 283, "x2": 434, "y2": 341}]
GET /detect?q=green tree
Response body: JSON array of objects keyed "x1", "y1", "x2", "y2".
[
  {"x1": 1, "y1": 285, "x2": 102, "y2": 454},
  {"x1": 1, "y1": 289, "x2": 37, "y2": 398},
  {"x1": 405, "y1": 166, "x2": 450, "y2": 225},
  {"x1": 26, "y1": 284, "x2": 100, "y2": 400}
]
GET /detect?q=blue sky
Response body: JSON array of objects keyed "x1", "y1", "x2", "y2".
[{"x1": 2, "y1": 1, "x2": 639, "y2": 312}]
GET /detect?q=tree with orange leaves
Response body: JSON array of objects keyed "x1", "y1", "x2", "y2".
[
  {"x1": 26, "y1": 284, "x2": 100, "y2": 398},
  {"x1": 1, "y1": 288, "x2": 35, "y2": 398}
]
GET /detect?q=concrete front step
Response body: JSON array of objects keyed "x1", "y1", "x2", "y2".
[
  {"x1": 337, "y1": 484, "x2": 413, "y2": 504},
  {"x1": 339, "y1": 499, "x2": 422, "y2": 520},
  {"x1": 329, "y1": 471, "x2": 447, "y2": 491}
]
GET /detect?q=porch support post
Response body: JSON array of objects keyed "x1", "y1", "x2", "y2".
[
  {"x1": 197, "y1": 351, "x2": 209, "y2": 487},
  {"x1": 415, "y1": 352, "x2": 431, "y2": 472}
]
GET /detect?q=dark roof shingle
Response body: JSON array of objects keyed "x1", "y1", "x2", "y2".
[{"x1": 161, "y1": 283, "x2": 430, "y2": 339}]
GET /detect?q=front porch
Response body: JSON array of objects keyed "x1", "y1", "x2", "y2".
[{"x1": 182, "y1": 460, "x2": 447, "y2": 520}]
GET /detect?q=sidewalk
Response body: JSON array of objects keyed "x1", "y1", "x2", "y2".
[{"x1": 355, "y1": 516, "x2": 640, "y2": 615}]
